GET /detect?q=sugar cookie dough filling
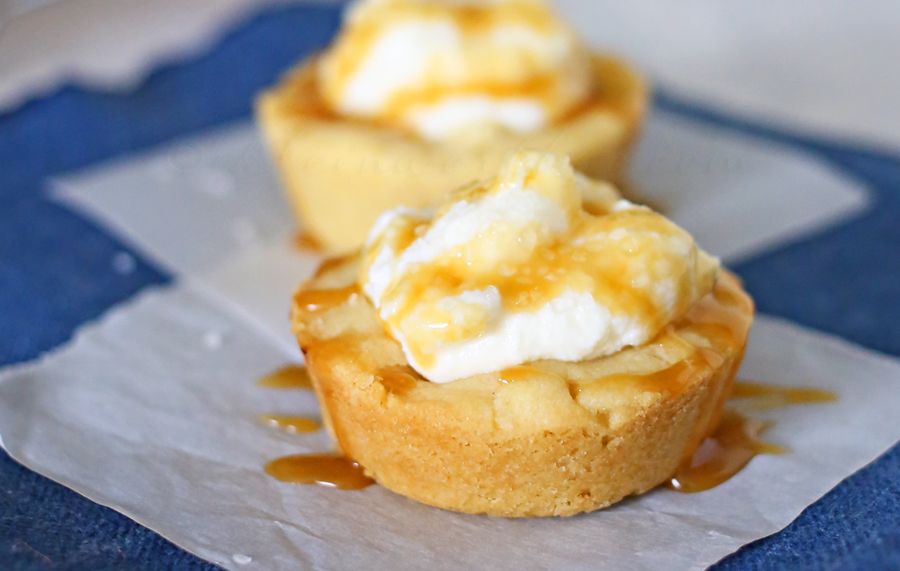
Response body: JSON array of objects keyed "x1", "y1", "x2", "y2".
[
  {"x1": 318, "y1": 0, "x2": 593, "y2": 140},
  {"x1": 361, "y1": 151, "x2": 720, "y2": 383}
]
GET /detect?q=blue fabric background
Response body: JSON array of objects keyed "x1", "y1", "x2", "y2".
[{"x1": 1, "y1": 4, "x2": 899, "y2": 570}]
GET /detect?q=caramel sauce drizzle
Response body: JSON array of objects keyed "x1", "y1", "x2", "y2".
[
  {"x1": 303, "y1": 51, "x2": 638, "y2": 135},
  {"x1": 497, "y1": 365, "x2": 551, "y2": 385},
  {"x1": 259, "y1": 415, "x2": 320, "y2": 434},
  {"x1": 376, "y1": 366, "x2": 421, "y2": 396},
  {"x1": 667, "y1": 411, "x2": 786, "y2": 493},
  {"x1": 292, "y1": 230, "x2": 324, "y2": 253},
  {"x1": 731, "y1": 381, "x2": 838, "y2": 409},
  {"x1": 294, "y1": 285, "x2": 360, "y2": 314},
  {"x1": 256, "y1": 365, "x2": 313, "y2": 390},
  {"x1": 265, "y1": 454, "x2": 374, "y2": 490},
  {"x1": 374, "y1": 205, "x2": 711, "y2": 370},
  {"x1": 258, "y1": 362, "x2": 373, "y2": 490},
  {"x1": 576, "y1": 359, "x2": 696, "y2": 399},
  {"x1": 668, "y1": 381, "x2": 837, "y2": 493}
]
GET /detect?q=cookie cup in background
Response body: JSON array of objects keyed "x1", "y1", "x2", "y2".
[{"x1": 256, "y1": 54, "x2": 648, "y2": 253}]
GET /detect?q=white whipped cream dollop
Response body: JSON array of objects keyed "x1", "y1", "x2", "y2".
[
  {"x1": 318, "y1": 0, "x2": 592, "y2": 140},
  {"x1": 360, "y1": 151, "x2": 720, "y2": 384}
]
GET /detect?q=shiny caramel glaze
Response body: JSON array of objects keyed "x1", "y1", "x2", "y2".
[
  {"x1": 259, "y1": 414, "x2": 320, "y2": 434},
  {"x1": 732, "y1": 381, "x2": 838, "y2": 408},
  {"x1": 294, "y1": 285, "x2": 360, "y2": 314},
  {"x1": 282, "y1": 51, "x2": 643, "y2": 137},
  {"x1": 668, "y1": 380, "x2": 837, "y2": 493},
  {"x1": 571, "y1": 358, "x2": 700, "y2": 401},
  {"x1": 667, "y1": 410, "x2": 786, "y2": 493},
  {"x1": 376, "y1": 365, "x2": 421, "y2": 396},
  {"x1": 265, "y1": 454, "x2": 374, "y2": 489},
  {"x1": 293, "y1": 230, "x2": 324, "y2": 253},
  {"x1": 497, "y1": 366, "x2": 559, "y2": 385},
  {"x1": 362, "y1": 161, "x2": 717, "y2": 371},
  {"x1": 257, "y1": 365, "x2": 314, "y2": 390}
]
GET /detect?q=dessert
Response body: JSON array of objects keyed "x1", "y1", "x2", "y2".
[
  {"x1": 291, "y1": 151, "x2": 754, "y2": 516},
  {"x1": 257, "y1": 0, "x2": 649, "y2": 253}
]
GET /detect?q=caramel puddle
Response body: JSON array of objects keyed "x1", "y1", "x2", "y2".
[
  {"x1": 731, "y1": 381, "x2": 838, "y2": 409},
  {"x1": 265, "y1": 454, "x2": 374, "y2": 490},
  {"x1": 257, "y1": 365, "x2": 313, "y2": 390},
  {"x1": 259, "y1": 415, "x2": 320, "y2": 434},
  {"x1": 669, "y1": 381, "x2": 837, "y2": 493},
  {"x1": 667, "y1": 411, "x2": 786, "y2": 493}
]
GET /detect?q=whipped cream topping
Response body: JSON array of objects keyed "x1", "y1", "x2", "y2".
[
  {"x1": 360, "y1": 151, "x2": 720, "y2": 383},
  {"x1": 318, "y1": 0, "x2": 592, "y2": 140}
]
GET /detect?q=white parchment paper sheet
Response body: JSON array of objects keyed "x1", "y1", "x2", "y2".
[{"x1": 1, "y1": 284, "x2": 899, "y2": 571}]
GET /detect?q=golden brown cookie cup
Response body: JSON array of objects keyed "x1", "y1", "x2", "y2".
[
  {"x1": 256, "y1": 54, "x2": 649, "y2": 254},
  {"x1": 291, "y1": 256, "x2": 753, "y2": 517}
]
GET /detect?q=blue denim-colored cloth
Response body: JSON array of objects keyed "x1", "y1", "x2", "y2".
[{"x1": 1, "y1": 4, "x2": 899, "y2": 570}]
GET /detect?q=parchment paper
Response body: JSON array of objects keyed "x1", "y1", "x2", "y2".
[{"x1": 1, "y1": 105, "x2": 896, "y2": 570}]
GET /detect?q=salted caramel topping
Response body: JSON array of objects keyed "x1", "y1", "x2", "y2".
[
  {"x1": 667, "y1": 411, "x2": 786, "y2": 493},
  {"x1": 293, "y1": 230, "x2": 325, "y2": 253},
  {"x1": 669, "y1": 375, "x2": 837, "y2": 493},
  {"x1": 259, "y1": 415, "x2": 321, "y2": 434},
  {"x1": 497, "y1": 365, "x2": 556, "y2": 385},
  {"x1": 265, "y1": 454, "x2": 374, "y2": 489},
  {"x1": 375, "y1": 365, "x2": 421, "y2": 396},
  {"x1": 256, "y1": 365, "x2": 314, "y2": 390},
  {"x1": 579, "y1": 359, "x2": 697, "y2": 399},
  {"x1": 732, "y1": 381, "x2": 838, "y2": 408},
  {"x1": 294, "y1": 285, "x2": 360, "y2": 314},
  {"x1": 362, "y1": 151, "x2": 719, "y2": 383}
]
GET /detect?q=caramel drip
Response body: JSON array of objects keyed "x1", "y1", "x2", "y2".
[
  {"x1": 667, "y1": 411, "x2": 786, "y2": 493},
  {"x1": 382, "y1": 73, "x2": 560, "y2": 125},
  {"x1": 293, "y1": 230, "x2": 324, "y2": 253},
  {"x1": 579, "y1": 359, "x2": 696, "y2": 398},
  {"x1": 669, "y1": 372, "x2": 837, "y2": 494},
  {"x1": 375, "y1": 366, "x2": 421, "y2": 396},
  {"x1": 257, "y1": 365, "x2": 313, "y2": 390},
  {"x1": 259, "y1": 415, "x2": 320, "y2": 434},
  {"x1": 497, "y1": 365, "x2": 552, "y2": 384},
  {"x1": 732, "y1": 381, "x2": 838, "y2": 409},
  {"x1": 294, "y1": 285, "x2": 360, "y2": 313},
  {"x1": 391, "y1": 221, "x2": 429, "y2": 254},
  {"x1": 265, "y1": 454, "x2": 374, "y2": 490},
  {"x1": 317, "y1": 254, "x2": 358, "y2": 275},
  {"x1": 582, "y1": 200, "x2": 611, "y2": 217}
]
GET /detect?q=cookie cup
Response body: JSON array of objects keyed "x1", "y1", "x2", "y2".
[
  {"x1": 257, "y1": 54, "x2": 649, "y2": 253},
  {"x1": 291, "y1": 255, "x2": 754, "y2": 517}
]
